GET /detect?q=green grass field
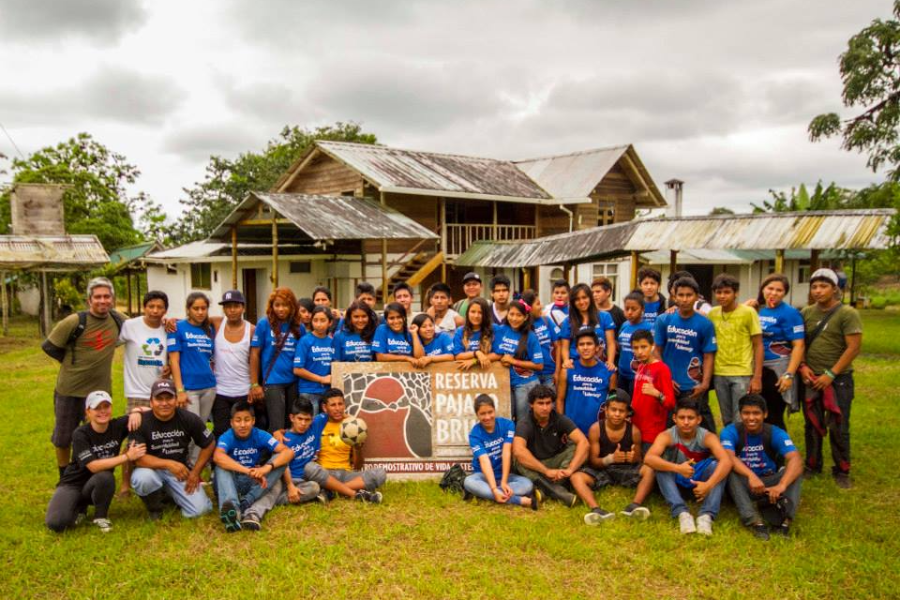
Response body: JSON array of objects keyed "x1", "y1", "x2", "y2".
[{"x1": 1, "y1": 311, "x2": 898, "y2": 599}]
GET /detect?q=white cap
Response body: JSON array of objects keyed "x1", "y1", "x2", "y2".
[
  {"x1": 85, "y1": 390, "x2": 113, "y2": 410},
  {"x1": 810, "y1": 268, "x2": 839, "y2": 286}
]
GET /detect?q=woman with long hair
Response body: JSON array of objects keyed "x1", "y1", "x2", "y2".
[
  {"x1": 559, "y1": 283, "x2": 617, "y2": 374},
  {"x1": 333, "y1": 300, "x2": 378, "y2": 363},
  {"x1": 293, "y1": 305, "x2": 336, "y2": 415},
  {"x1": 410, "y1": 312, "x2": 455, "y2": 368},
  {"x1": 491, "y1": 298, "x2": 544, "y2": 420},
  {"x1": 453, "y1": 297, "x2": 494, "y2": 371},
  {"x1": 373, "y1": 303, "x2": 417, "y2": 364},
  {"x1": 521, "y1": 290, "x2": 559, "y2": 389}
]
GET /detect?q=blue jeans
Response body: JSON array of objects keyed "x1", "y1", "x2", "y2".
[
  {"x1": 538, "y1": 373, "x2": 556, "y2": 389},
  {"x1": 714, "y1": 375, "x2": 751, "y2": 426},
  {"x1": 656, "y1": 460, "x2": 725, "y2": 519},
  {"x1": 214, "y1": 465, "x2": 285, "y2": 511},
  {"x1": 512, "y1": 380, "x2": 539, "y2": 421},
  {"x1": 463, "y1": 472, "x2": 533, "y2": 502},
  {"x1": 131, "y1": 467, "x2": 212, "y2": 518}
]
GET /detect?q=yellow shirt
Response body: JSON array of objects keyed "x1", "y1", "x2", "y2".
[
  {"x1": 708, "y1": 304, "x2": 762, "y2": 376},
  {"x1": 318, "y1": 420, "x2": 352, "y2": 470}
]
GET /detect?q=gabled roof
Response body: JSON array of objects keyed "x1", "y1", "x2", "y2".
[
  {"x1": 108, "y1": 241, "x2": 164, "y2": 269},
  {"x1": 0, "y1": 235, "x2": 109, "y2": 270},
  {"x1": 210, "y1": 192, "x2": 439, "y2": 242},
  {"x1": 514, "y1": 145, "x2": 666, "y2": 207}
]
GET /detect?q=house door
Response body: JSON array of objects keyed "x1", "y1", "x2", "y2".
[{"x1": 242, "y1": 269, "x2": 260, "y2": 324}]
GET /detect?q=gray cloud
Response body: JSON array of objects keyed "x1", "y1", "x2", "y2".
[
  {"x1": 0, "y1": 0, "x2": 147, "y2": 44},
  {"x1": 160, "y1": 123, "x2": 264, "y2": 162}
]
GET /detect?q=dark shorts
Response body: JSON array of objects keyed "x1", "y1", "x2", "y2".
[
  {"x1": 580, "y1": 463, "x2": 642, "y2": 490},
  {"x1": 52, "y1": 391, "x2": 86, "y2": 447}
]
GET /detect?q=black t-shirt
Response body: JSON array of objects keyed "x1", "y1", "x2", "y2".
[
  {"x1": 130, "y1": 408, "x2": 214, "y2": 466},
  {"x1": 515, "y1": 411, "x2": 578, "y2": 460},
  {"x1": 599, "y1": 421, "x2": 635, "y2": 459},
  {"x1": 604, "y1": 305, "x2": 627, "y2": 333},
  {"x1": 59, "y1": 417, "x2": 130, "y2": 488}
]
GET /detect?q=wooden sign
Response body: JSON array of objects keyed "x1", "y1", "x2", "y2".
[{"x1": 331, "y1": 361, "x2": 511, "y2": 480}]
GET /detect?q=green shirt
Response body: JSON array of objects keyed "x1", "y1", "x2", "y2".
[
  {"x1": 801, "y1": 304, "x2": 863, "y2": 374},
  {"x1": 47, "y1": 312, "x2": 122, "y2": 397},
  {"x1": 708, "y1": 304, "x2": 762, "y2": 376}
]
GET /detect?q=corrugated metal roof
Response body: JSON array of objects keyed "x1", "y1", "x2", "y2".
[
  {"x1": 315, "y1": 141, "x2": 562, "y2": 204},
  {"x1": 108, "y1": 241, "x2": 164, "y2": 268},
  {"x1": 514, "y1": 145, "x2": 666, "y2": 207},
  {"x1": 454, "y1": 209, "x2": 896, "y2": 267},
  {"x1": 210, "y1": 192, "x2": 439, "y2": 242},
  {"x1": 0, "y1": 235, "x2": 109, "y2": 270},
  {"x1": 643, "y1": 249, "x2": 816, "y2": 264}
]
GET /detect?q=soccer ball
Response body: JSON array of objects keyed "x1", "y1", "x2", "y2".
[{"x1": 340, "y1": 416, "x2": 368, "y2": 447}]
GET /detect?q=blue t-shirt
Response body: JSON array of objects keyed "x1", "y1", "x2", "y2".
[
  {"x1": 720, "y1": 424, "x2": 797, "y2": 476},
  {"x1": 617, "y1": 320, "x2": 653, "y2": 379},
  {"x1": 532, "y1": 316, "x2": 560, "y2": 376},
  {"x1": 167, "y1": 320, "x2": 215, "y2": 390},
  {"x1": 452, "y1": 328, "x2": 483, "y2": 354},
  {"x1": 422, "y1": 332, "x2": 454, "y2": 357},
  {"x1": 654, "y1": 312, "x2": 717, "y2": 393},
  {"x1": 469, "y1": 417, "x2": 516, "y2": 480},
  {"x1": 560, "y1": 311, "x2": 616, "y2": 360},
  {"x1": 216, "y1": 427, "x2": 280, "y2": 468},
  {"x1": 372, "y1": 323, "x2": 412, "y2": 356},
  {"x1": 564, "y1": 360, "x2": 612, "y2": 435},
  {"x1": 251, "y1": 317, "x2": 304, "y2": 386},
  {"x1": 282, "y1": 420, "x2": 326, "y2": 476},
  {"x1": 492, "y1": 325, "x2": 543, "y2": 387},
  {"x1": 332, "y1": 330, "x2": 375, "y2": 362},
  {"x1": 293, "y1": 333, "x2": 335, "y2": 394},
  {"x1": 643, "y1": 299, "x2": 664, "y2": 325},
  {"x1": 545, "y1": 303, "x2": 569, "y2": 328},
  {"x1": 759, "y1": 302, "x2": 805, "y2": 362}
]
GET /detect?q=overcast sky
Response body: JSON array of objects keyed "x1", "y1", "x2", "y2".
[{"x1": 0, "y1": 0, "x2": 891, "y2": 219}]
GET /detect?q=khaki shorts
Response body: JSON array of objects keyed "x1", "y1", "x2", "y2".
[{"x1": 127, "y1": 397, "x2": 151, "y2": 411}]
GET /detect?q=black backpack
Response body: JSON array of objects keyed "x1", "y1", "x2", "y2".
[
  {"x1": 42, "y1": 310, "x2": 125, "y2": 364},
  {"x1": 439, "y1": 463, "x2": 468, "y2": 495},
  {"x1": 734, "y1": 422, "x2": 783, "y2": 470}
]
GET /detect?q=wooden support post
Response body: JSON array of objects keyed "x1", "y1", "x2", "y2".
[
  {"x1": 522, "y1": 268, "x2": 531, "y2": 291},
  {"x1": 630, "y1": 251, "x2": 640, "y2": 291},
  {"x1": 775, "y1": 249, "x2": 785, "y2": 274},
  {"x1": 271, "y1": 213, "x2": 279, "y2": 288},
  {"x1": 231, "y1": 226, "x2": 239, "y2": 289},
  {"x1": 135, "y1": 271, "x2": 142, "y2": 316},
  {"x1": 41, "y1": 271, "x2": 51, "y2": 337},
  {"x1": 126, "y1": 270, "x2": 133, "y2": 316},
  {"x1": 440, "y1": 198, "x2": 447, "y2": 255},
  {"x1": 492, "y1": 201, "x2": 498, "y2": 240},
  {"x1": 563, "y1": 263, "x2": 571, "y2": 284},
  {"x1": 669, "y1": 250, "x2": 678, "y2": 276},
  {"x1": 1, "y1": 270, "x2": 8, "y2": 337},
  {"x1": 381, "y1": 192, "x2": 388, "y2": 305},
  {"x1": 850, "y1": 255, "x2": 858, "y2": 305},
  {"x1": 808, "y1": 249, "x2": 820, "y2": 305}
]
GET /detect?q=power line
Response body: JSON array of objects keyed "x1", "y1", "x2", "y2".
[{"x1": 0, "y1": 122, "x2": 25, "y2": 159}]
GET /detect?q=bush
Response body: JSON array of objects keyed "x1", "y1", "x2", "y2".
[{"x1": 871, "y1": 296, "x2": 888, "y2": 309}]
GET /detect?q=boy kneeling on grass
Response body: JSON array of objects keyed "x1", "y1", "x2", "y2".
[
  {"x1": 644, "y1": 398, "x2": 731, "y2": 536},
  {"x1": 214, "y1": 401, "x2": 294, "y2": 532},
  {"x1": 722, "y1": 394, "x2": 802, "y2": 540},
  {"x1": 301, "y1": 388, "x2": 387, "y2": 503},
  {"x1": 570, "y1": 391, "x2": 655, "y2": 524}
]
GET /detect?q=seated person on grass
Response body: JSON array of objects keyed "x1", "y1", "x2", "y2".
[
  {"x1": 644, "y1": 398, "x2": 732, "y2": 536},
  {"x1": 46, "y1": 391, "x2": 147, "y2": 533},
  {"x1": 512, "y1": 384, "x2": 589, "y2": 507},
  {"x1": 464, "y1": 394, "x2": 537, "y2": 509},
  {"x1": 722, "y1": 394, "x2": 803, "y2": 540},
  {"x1": 130, "y1": 379, "x2": 215, "y2": 520},
  {"x1": 302, "y1": 388, "x2": 387, "y2": 503},
  {"x1": 570, "y1": 392, "x2": 655, "y2": 524},
  {"x1": 214, "y1": 400, "x2": 294, "y2": 532},
  {"x1": 556, "y1": 329, "x2": 616, "y2": 436}
]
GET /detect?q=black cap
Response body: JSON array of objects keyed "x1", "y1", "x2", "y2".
[
  {"x1": 219, "y1": 290, "x2": 245, "y2": 305},
  {"x1": 462, "y1": 272, "x2": 481, "y2": 283},
  {"x1": 150, "y1": 379, "x2": 177, "y2": 399}
]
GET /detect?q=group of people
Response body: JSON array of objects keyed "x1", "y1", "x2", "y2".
[{"x1": 42, "y1": 264, "x2": 862, "y2": 539}]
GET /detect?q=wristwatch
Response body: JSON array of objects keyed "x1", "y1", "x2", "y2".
[{"x1": 782, "y1": 373, "x2": 794, "y2": 379}]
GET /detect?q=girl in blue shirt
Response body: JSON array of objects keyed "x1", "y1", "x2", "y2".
[
  {"x1": 616, "y1": 292, "x2": 652, "y2": 399},
  {"x1": 491, "y1": 299, "x2": 544, "y2": 421},
  {"x1": 453, "y1": 297, "x2": 494, "y2": 371},
  {"x1": 168, "y1": 292, "x2": 216, "y2": 425},
  {"x1": 293, "y1": 306, "x2": 335, "y2": 414},
  {"x1": 333, "y1": 301, "x2": 377, "y2": 363},
  {"x1": 559, "y1": 283, "x2": 617, "y2": 373},
  {"x1": 410, "y1": 313, "x2": 454, "y2": 368},
  {"x1": 373, "y1": 303, "x2": 417, "y2": 364},
  {"x1": 464, "y1": 394, "x2": 536, "y2": 508},
  {"x1": 522, "y1": 290, "x2": 559, "y2": 389}
]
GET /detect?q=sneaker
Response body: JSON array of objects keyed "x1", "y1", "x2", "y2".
[
  {"x1": 750, "y1": 523, "x2": 770, "y2": 541},
  {"x1": 583, "y1": 507, "x2": 615, "y2": 525},
  {"x1": 220, "y1": 500, "x2": 241, "y2": 533},
  {"x1": 315, "y1": 492, "x2": 330, "y2": 505},
  {"x1": 240, "y1": 514, "x2": 261, "y2": 532},
  {"x1": 775, "y1": 496, "x2": 793, "y2": 521},
  {"x1": 774, "y1": 523, "x2": 792, "y2": 538},
  {"x1": 74, "y1": 512, "x2": 87, "y2": 527},
  {"x1": 354, "y1": 490, "x2": 383, "y2": 504},
  {"x1": 620, "y1": 503, "x2": 651, "y2": 520},
  {"x1": 529, "y1": 488, "x2": 541, "y2": 511},
  {"x1": 696, "y1": 513, "x2": 714, "y2": 536},
  {"x1": 833, "y1": 472, "x2": 853, "y2": 489},
  {"x1": 462, "y1": 489, "x2": 473, "y2": 501},
  {"x1": 534, "y1": 477, "x2": 577, "y2": 507},
  {"x1": 92, "y1": 518, "x2": 112, "y2": 533},
  {"x1": 678, "y1": 512, "x2": 697, "y2": 534}
]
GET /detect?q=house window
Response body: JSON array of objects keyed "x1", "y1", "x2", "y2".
[
  {"x1": 550, "y1": 267, "x2": 565, "y2": 282},
  {"x1": 592, "y1": 262, "x2": 618, "y2": 291},
  {"x1": 191, "y1": 263, "x2": 211, "y2": 289},
  {"x1": 798, "y1": 259, "x2": 811, "y2": 283},
  {"x1": 598, "y1": 207, "x2": 616, "y2": 226},
  {"x1": 290, "y1": 261, "x2": 312, "y2": 274}
]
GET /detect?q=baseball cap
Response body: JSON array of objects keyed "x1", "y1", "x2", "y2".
[
  {"x1": 462, "y1": 272, "x2": 481, "y2": 284},
  {"x1": 219, "y1": 289, "x2": 246, "y2": 305},
  {"x1": 150, "y1": 379, "x2": 177, "y2": 399},
  {"x1": 85, "y1": 390, "x2": 113, "y2": 410},
  {"x1": 810, "y1": 268, "x2": 839, "y2": 287}
]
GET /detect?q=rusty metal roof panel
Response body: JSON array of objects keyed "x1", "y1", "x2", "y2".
[
  {"x1": 316, "y1": 141, "x2": 555, "y2": 203},
  {"x1": 514, "y1": 146, "x2": 628, "y2": 200},
  {"x1": 211, "y1": 192, "x2": 439, "y2": 241},
  {"x1": 0, "y1": 235, "x2": 109, "y2": 270}
]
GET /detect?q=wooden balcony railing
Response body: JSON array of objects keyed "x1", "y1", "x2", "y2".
[{"x1": 445, "y1": 223, "x2": 537, "y2": 258}]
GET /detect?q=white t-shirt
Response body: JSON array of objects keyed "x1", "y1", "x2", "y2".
[
  {"x1": 434, "y1": 309, "x2": 461, "y2": 334},
  {"x1": 119, "y1": 317, "x2": 168, "y2": 400}
]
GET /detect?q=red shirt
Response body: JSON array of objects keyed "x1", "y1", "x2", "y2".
[{"x1": 631, "y1": 360, "x2": 676, "y2": 443}]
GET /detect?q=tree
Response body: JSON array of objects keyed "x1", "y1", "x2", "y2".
[
  {"x1": 708, "y1": 206, "x2": 735, "y2": 215},
  {"x1": 809, "y1": 2, "x2": 900, "y2": 180},
  {"x1": 170, "y1": 122, "x2": 377, "y2": 243},
  {"x1": 0, "y1": 133, "x2": 151, "y2": 251},
  {"x1": 751, "y1": 182, "x2": 852, "y2": 213}
]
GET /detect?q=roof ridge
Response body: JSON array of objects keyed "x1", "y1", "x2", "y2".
[
  {"x1": 316, "y1": 140, "x2": 513, "y2": 164},
  {"x1": 513, "y1": 145, "x2": 631, "y2": 164}
]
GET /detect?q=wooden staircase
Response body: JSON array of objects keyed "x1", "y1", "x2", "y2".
[{"x1": 375, "y1": 251, "x2": 444, "y2": 304}]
